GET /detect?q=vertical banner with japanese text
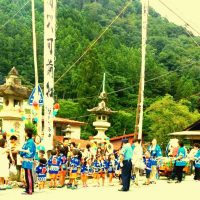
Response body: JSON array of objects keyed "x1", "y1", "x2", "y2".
[{"x1": 44, "y1": 0, "x2": 57, "y2": 150}]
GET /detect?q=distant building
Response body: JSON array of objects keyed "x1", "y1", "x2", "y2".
[
  {"x1": 110, "y1": 133, "x2": 137, "y2": 150},
  {"x1": 51, "y1": 117, "x2": 86, "y2": 140},
  {"x1": 169, "y1": 119, "x2": 200, "y2": 144}
]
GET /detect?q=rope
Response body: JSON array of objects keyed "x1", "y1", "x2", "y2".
[
  {"x1": 158, "y1": 0, "x2": 200, "y2": 36},
  {"x1": 60, "y1": 57, "x2": 197, "y2": 102},
  {"x1": 0, "y1": 0, "x2": 31, "y2": 30}
]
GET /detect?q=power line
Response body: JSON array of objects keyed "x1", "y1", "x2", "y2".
[
  {"x1": 157, "y1": 0, "x2": 200, "y2": 37},
  {"x1": 54, "y1": 0, "x2": 133, "y2": 85},
  {"x1": 184, "y1": 24, "x2": 200, "y2": 48},
  {"x1": 64, "y1": 58, "x2": 197, "y2": 102},
  {"x1": 0, "y1": 0, "x2": 31, "y2": 30}
]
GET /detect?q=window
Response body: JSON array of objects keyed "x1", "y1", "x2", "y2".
[{"x1": 56, "y1": 126, "x2": 65, "y2": 136}]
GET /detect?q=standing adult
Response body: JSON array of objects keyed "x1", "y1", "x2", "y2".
[
  {"x1": 0, "y1": 139, "x2": 10, "y2": 190},
  {"x1": 132, "y1": 139, "x2": 144, "y2": 186},
  {"x1": 193, "y1": 143, "x2": 200, "y2": 180},
  {"x1": 188, "y1": 144, "x2": 198, "y2": 175},
  {"x1": 62, "y1": 137, "x2": 70, "y2": 157},
  {"x1": 83, "y1": 144, "x2": 92, "y2": 159},
  {"x1": 148, "y1": 138, "x2": 162, "y2": 184},
  {"x1": 168, "y1": 141, "x2": 187, "y2": 183},
  {"x1": 118, "y1": 138, "x2": 133, "y2": 192},
  {"x1": 19, "y1": 128, "x2": 36, "y2": 195}
]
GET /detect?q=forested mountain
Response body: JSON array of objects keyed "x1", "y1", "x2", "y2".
[{"x1": 1, "y1": 0, "x2": 200, "y2": 145}]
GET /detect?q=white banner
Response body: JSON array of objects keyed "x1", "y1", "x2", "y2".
[{"x1": 43, "y1": 0, "x2": 57, "y2": 150}]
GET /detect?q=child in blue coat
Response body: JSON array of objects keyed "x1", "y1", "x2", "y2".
[
  {"x1": 69, "y1": 149, "x2": 80, "y2": 189},
  {"x1": 143, "y1": 151, "x2": 153, "y2": 185},
  {"x1": 48, "y1": 149, "x2": 61, "y2": 188},
  {"x1": 58, "y1": 147, "x2": 67, "y2": 188},
  {"x1": 107, "y1": 153, "x2": 118, "y2": 186},
  {"x1": 80, "y1": 158, "x2": 89, "y2": 187},
  {"x1": 35, "y1": 158, "x2": 47, "y2": 190}
]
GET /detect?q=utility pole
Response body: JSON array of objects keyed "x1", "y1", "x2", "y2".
[
  {"x1": 31, "y1": 0, "x2": 42, "y2": 135},
  {"x1": 134, "y1": 80, "x2": 141, "y2": 141},
  {"x1": 136, "y1": 0, "x2": 149, "y2": 140}
]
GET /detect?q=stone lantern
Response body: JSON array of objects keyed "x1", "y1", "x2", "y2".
[
  {"x1": 87, "y1": 73, "x2": 116, "y2": 143},
  {"x1": 62, "y1": 124, "x2": 72, "y2": 139},
  {"x1": 0, "y1": 67, "x2": 31, "y2": 144}
]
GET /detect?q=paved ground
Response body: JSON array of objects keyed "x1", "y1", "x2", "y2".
[{"x1": 0, "y1": 176, "x2": 199, "y2": 200}]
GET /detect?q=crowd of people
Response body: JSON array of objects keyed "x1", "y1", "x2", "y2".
[{"x1": 0, "y1": 128, "x2": 200, "y2": 195}]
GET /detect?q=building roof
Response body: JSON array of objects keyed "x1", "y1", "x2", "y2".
[
  {"x1": 54, "y1": 136, "x2": 91, "y2": 149},
  {"x1": 26, "y1": 115, "x2": 86, "y2": 126},
  {"x1": 110, "y1": 133, "x2": 136, "y2": 141},
  {"x1": 169, "y1": 131, "x2": 200, "y2": 136},
  {"x1": 184, "y1": 119, "x2": 200, "y2": 131},
  {"x1": 168, "y1": 119, "x2": 200, "y2": 138},
  {"x1": 53, "y1": 117, "x2": 86, "y2": 126}
]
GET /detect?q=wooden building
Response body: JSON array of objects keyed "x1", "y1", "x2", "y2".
[
  {"x1": 169, "y1": 119, "x2": 200, "y2": 144},
  {"x1": 110, "y1": 133, "x2": 137, "y2": 150}
]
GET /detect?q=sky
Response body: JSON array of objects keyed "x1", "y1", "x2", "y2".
[{"x1": 148, "y1": 0, "x2": 200, "y2": 36}]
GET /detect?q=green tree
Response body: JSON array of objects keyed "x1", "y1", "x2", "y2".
[{"x1": 145, "y1": 95, "x2": 200, "y2": 148}]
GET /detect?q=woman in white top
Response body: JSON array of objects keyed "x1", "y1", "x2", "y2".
[
  {"x1": 0, "y1": 139, "x2": 10, "y2": 189},
  {"x1": 132, "y1": 139, "x2": 144, "y2": 186}
]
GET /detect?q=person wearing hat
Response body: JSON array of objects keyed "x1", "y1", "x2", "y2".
[{"x1": 118, "y1": 138, "x2": 133, "y2": 192}]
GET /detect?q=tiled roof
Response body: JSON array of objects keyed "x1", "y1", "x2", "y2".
[
  {"x1": 53, "y1": 117, "x2": 86, "y2": 126},
  {"x1": 54, "y1": 136, "x2": 91, "y2": 149},
  {"x1": 26, "y1": 115, "x2": 86, "y2": 126},
  {"x1": 110, "y1": 133, "x2": 136, "y2": 141}
]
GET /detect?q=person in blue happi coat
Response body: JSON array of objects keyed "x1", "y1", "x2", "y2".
[
  {"x1": 69, "y1": 148, "x2": 80, "y2": 189},
  {"x1": 168, "y1": 141, "x2": 187, "y2": 183},
  {"x1": 92, "y1": 155, "x2": 102, "y2": 187},
  {"x1": 193, "y1": 143, "x2": 200, "y2": 180},
  {"x1": 107, "y1": 153, "x2": 118, "y2": 186},
  {"x1": 35, "y1": 158, "x2": 47, "y2": 190},
  {"x1": 19, "y1": 128, "x2": 36, "y2": 195},
  {"x1": 143, "y1": 151, "x2": 153, "y2": 185},
  {"x1": 58, "y1": 147, "x2": 68, "y2": 187},
  {"x1": 118, "y1": 138, "x2": 133, "y2": 192},
  {"x1": 147, "y1": 138, "x2": 162, "y2": 183},
  {"x1": 48, "y1": 149, "x2": 61, "y2": 188}
]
